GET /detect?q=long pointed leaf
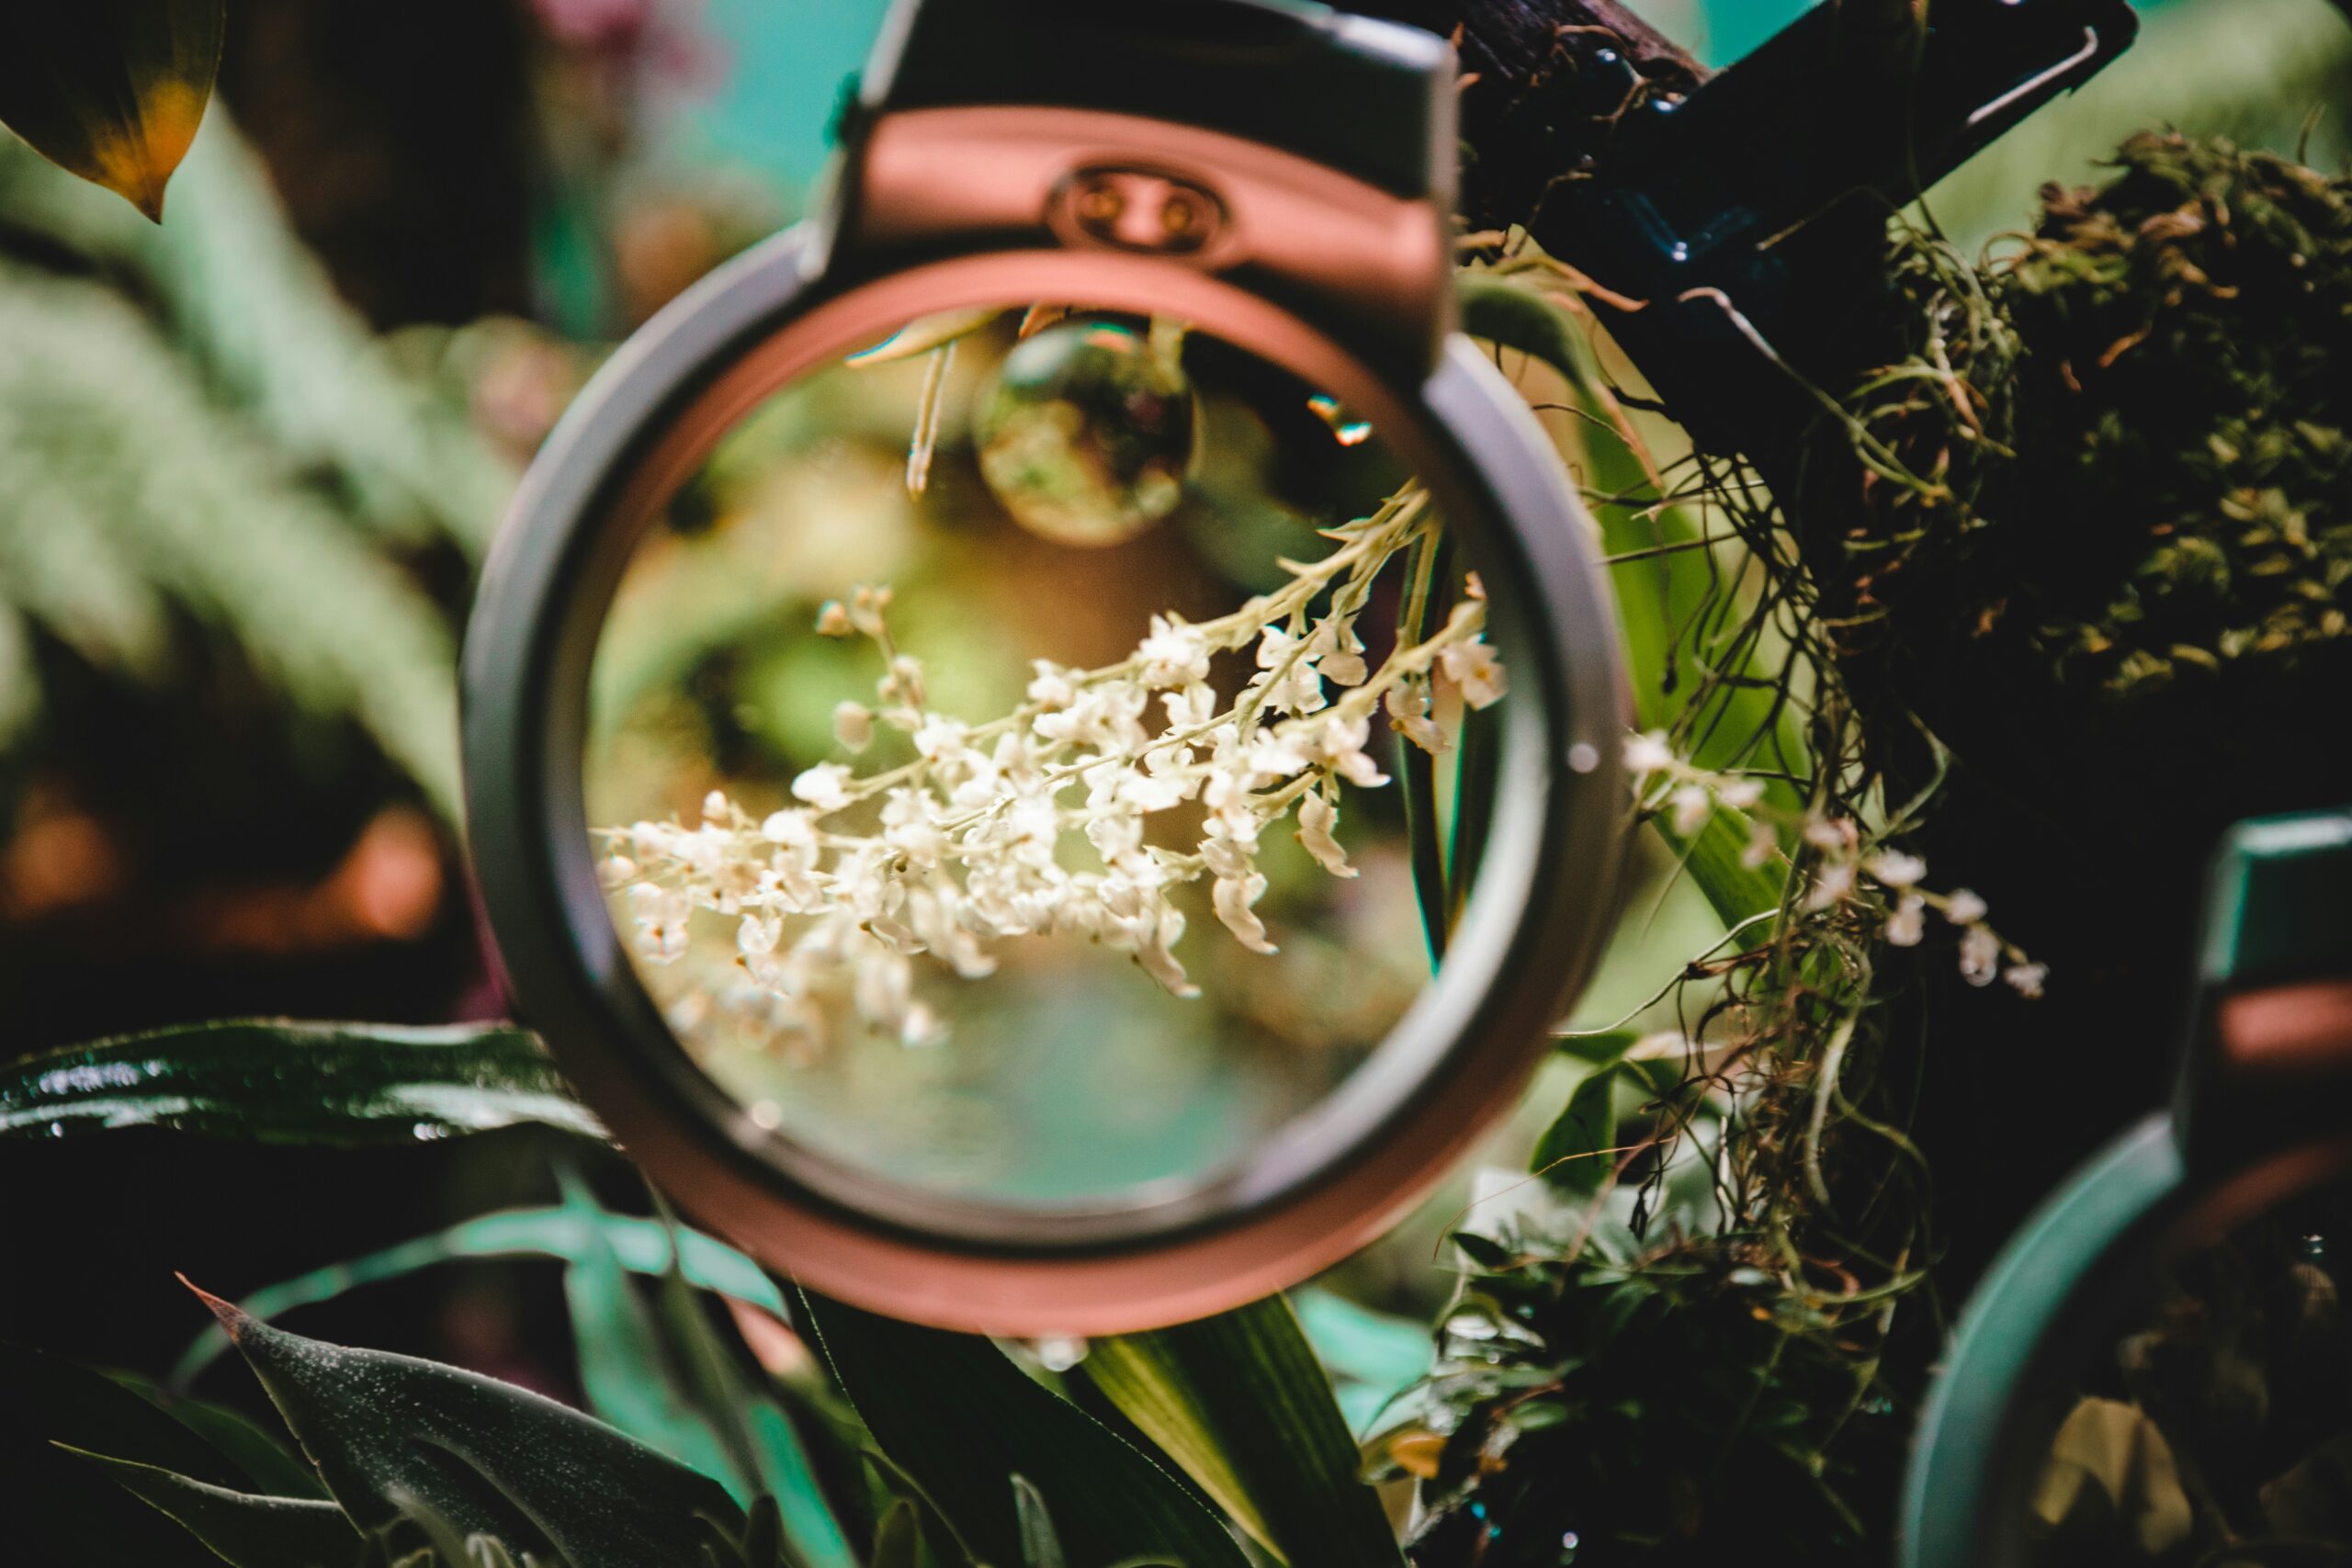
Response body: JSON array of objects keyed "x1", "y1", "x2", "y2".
[
  {"x1": 0, "y1": 1020, "x2": 602, "y2": 1145},
  {"x1": 1084, "y1": 1296, "x2": 1401, "y2": 1568},
  {"x1": 190, "y1": 1280, "x2": 742, "y2": 1568},
  {"x1": 799, "y1": 1292, "x2": 1250, "y2": 1568},
  {"x1": 62, "y1": 1445, "x2": 362, "y2": 1568}
]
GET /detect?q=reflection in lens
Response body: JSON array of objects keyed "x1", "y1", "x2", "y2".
[
  {"x1": 583, "y1": 303, "x2": 1509, "y2": 1212},
  {"x1": 2026, "y1": 1187, "x2": 2352, "y2": 1565}
]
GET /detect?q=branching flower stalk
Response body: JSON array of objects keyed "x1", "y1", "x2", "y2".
[{"x1": 601, "y1": 485, "x2": 1505, "y2": 1055}]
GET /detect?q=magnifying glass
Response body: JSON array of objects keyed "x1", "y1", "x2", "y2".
[
  {"x1": 461, "y1": 0, "x2": 1626, "y2": 1335},
  {"x1": 1904, "y1": 807, "x2": 2352, "y2": 1566}
]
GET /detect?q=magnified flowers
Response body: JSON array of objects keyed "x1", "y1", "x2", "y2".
[{"x1": 600, "y1": 486, "x2": 1500, "y2": 1055}]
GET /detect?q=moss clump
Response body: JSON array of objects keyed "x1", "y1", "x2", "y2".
[{"x1": 1841, "y1": 131, "x2": 2352, "y2": 707}]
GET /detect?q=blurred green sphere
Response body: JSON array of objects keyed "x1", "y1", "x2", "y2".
[{"x1": 973, "y1": 320, "x2": 1194, "y2": 547}]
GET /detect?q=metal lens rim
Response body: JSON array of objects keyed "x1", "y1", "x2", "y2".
[{"x1": 462, "y1": 230, "x2": 1625, "y2": 1326}]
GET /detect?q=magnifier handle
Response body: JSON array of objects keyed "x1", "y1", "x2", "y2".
[
  {"x1": 2177, "y1": 807, "x2": 2352, "y2": 1171},
  {"x1": 853, "y1": 0, "x2": 1453, "y2": 202}
]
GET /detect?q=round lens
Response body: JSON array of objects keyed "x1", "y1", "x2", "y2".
[
  {"x1": 579, "y1": 299, "x2": 1524, "y2": 1224},
  {"x1": 2019, "y1": 1179, "x2": 2352, "y2": 1564}
]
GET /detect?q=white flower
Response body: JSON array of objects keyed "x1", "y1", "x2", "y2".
[
  {"x1": 833, "y1": 701, "x2": 875, "y2": 752},
  {"x1": 1740, "y1": 821, "x2": 1779, "y2": 870},
  {"x1": 913, "y1": 716, "x2": 968, "y2": 765},
  {"x1": 2004, "y1": 961, "x2": 2048, "y2": 998},
  {"x1": 1314, "y1": 714, "x2": 1389, "y2": 787},
  {"x1": 703, "y1": 790, "x2": 731, "y2": 823},
  {"x1": 1717, "y1": 778, "x2": 1764, "y2": 810},
  {"x1": 1213, "y1": 872, "x2": 1277, "y2": 953},
  {"x1": 1385, "y1": 683, "x2": 1448, "y2": 755},
  {"x1": 1297, "y1": 793, "x2": 1356, "y2": 878},
  {"x1": 598, "y1": 853, "x2": 639, "y2": 889},
  {"x1": 738, "y1": 914, "x2": 781, "y2": 957},
  {"x1": 1669, "y1": 784, "x2": 1713, "y2": 836},
  {"x1": 1864, "y1": 851, "x2": 1927, "y2": 889},
  {"x1": 1959, "y1": 925, "x2": 2000, "y2": 987},
  {"x1": 1804, "y1": 862, "x2": 1856, "y2": 912},
  {"x1": 1317, "y1": 622, "x2": 1369, "y2": 686},
  {"x1": 761, "y1": 808, "x2": 817, "y2": 848},
  {"x1": 1026, "y1": 660, "x2": 1078, "y2": 709},
  {"x1": 790, "y1": 762, "x2": 854, "y2": 812},
  {"x1": 1623, "y1": 729, "x2": 1674, "y2": 776},
  {"x1": 1137, "y1": 615, "x2": 1212, "y2": 689},
  {"x1": 1438, "y1": 639, "x2": 1508, "y2": 709},
  {"x1": 1803, "y1": 817, "x2": 1856, "y2": 853},
  {"x1": 1884, "y1": 895, "x2": 1926, "y2": 947},
  {"x1": 1944, "y1": 888, "x2": 1989, "y2": 927}
]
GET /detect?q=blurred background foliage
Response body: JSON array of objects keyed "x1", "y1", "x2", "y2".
[{"x1": 0, "y1": 0, "x2": 2346, "y2": 1559}]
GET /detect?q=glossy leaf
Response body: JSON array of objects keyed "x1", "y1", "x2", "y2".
[
  {"x1": 797, "y1": 1291, "x2": 1250, "y2": 1568},
  {"x1": 0, "y1": 1020, "x2": 603, "y2": 1145},
  {"x1": 190, "y1": 1280, "x2": 744, "y2": 1566},
  {"x1": 61, "y1": 1446, "x2": 362, "y2": 1568},
  {"x1": 0, "y1": 0, "x2": 224, "y2": 219},
  {"x1": 1085, "y1": 1296, "x2": 1400, "y2": 1568}
]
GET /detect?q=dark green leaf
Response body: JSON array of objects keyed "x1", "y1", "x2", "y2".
[
  {"x1": 1012, "y1": 1475, "x2": 1067, "y2": 1568},
  {"x1": 62, "y1": 1445, "x2": 362, "y2": 1568},
  {"x1": 1085, "y1": 1296, "x2": 1401, "y2": 1568},
  {"x1": 647, "y1": 1201, "x2": 854, "y2": 1568},
  {"x1": 190, "y1": 1279, "x2": 742, "y2": 1568},
  {"x1": 1455, "y1": 272, "x2": 1600, "y2": 396},
  {"x1": 868, "y1": 1500, "x2": 921, "y2": 1568},
  {"x1": 552, "y1": 1172, "x2": 750, "y2": 1500},
  {"x1": 107, "y1": 1370, "x2": 329, "y2": 1500},
  {"x1": 0, "y1": 1020, "x2": 602, "y2": 1145},
  {"x1": 1532, "y1": 1062, "x2": 1623, "y2": 1197},
  {"x1": 798, "y1": 1292, "x2": 1250, "y2": 1568},
  {"x1": 2, "y1": 1342, "x2": 253, "y2": 1567},
  {"x1": 172, "y1": 1202, "x2": 782, "y2": 1385},
  {"x1": 1450, "y1": 1232, "x2": 1513, "y2": 1271},
  {"x1": 0, "y1": 0, "x2": 223, "y2": 219}
]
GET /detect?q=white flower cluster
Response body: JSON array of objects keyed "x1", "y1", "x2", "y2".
[
  {"x1": 1623, "y1": 731, "x2": 2046, "y2": 998},
  {"x1": 603, "y1": 488, "x2": 1503, "y2": 1054}
]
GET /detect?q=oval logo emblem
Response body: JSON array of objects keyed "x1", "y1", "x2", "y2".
[{"x1": 1052, "y1": 167, "x2": 1226, "y2": 256}]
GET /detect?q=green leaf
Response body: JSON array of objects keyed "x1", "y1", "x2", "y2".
[
  {"x1": 1084, "y1": 1296, "x2": 1401, "y2": 1568},
  {"x1": 0, "y1": 1, "x2": 223, "y2": 219},
  {"x1": 553, "y1": 1171, "x2": 751, "y2": 1502},
  {"x1": 107, "y1": 1371, "x2": 330, "y2": 1501},
  {"x1": 868, "y1": 1500, "x2": 921, "y2": 1568},
  {"x1": 645, "y1": 1202, "x2": 855, "y2": 1568},
  {"x1": 1012, "y1": 1476, "x2": 1067, "y2": 1568},
  {"x1": 1289, "y1": 1289, "x2": 1430, "y2": 1437},
  {"x1": 1455, "y1": 272, "x2": 1601, "y2": 397},
  {"x1": 1649, "y1": 808, "x2": 1787, "y2": 929},
  {"x1": 1532, "y1": 1061, "x2": 1623, "y2": 1197},
  {"x1": 2, "y1": 1342, "x2": 256, "y2": 1566},
  {"x1": 0, "y1": 1020, "x2": 601, "y2": 1145},
  {"x1": 172, "y1": 1203, "x2": 784, "y2": 1386},
  {"x1": 188, "y1": 1280, "x2": 744, "y2": 1567},
  {"x1": 61, "y1": 1445, "x2": 362, "y2": 1568},
  {"x1": 798, "y1": 1292, "x2": 1251, "y2": 1568}
]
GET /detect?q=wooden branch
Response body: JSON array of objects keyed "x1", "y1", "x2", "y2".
[{"x1": 1350, "y1": 1, "x2": 1711, "y2": 231}]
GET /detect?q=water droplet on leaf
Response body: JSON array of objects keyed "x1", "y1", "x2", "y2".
[{"x1": 973, "y1": 320, "x2": 1193, "y2": 547}]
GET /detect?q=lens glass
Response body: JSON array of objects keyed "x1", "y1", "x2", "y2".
[
  {"x1": 582, "y1": 302, "x2": 1520, "y2": 1215},
  {"x1": 2020, "y1": 1181, "x2": 2352, "y2": 1564}
]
